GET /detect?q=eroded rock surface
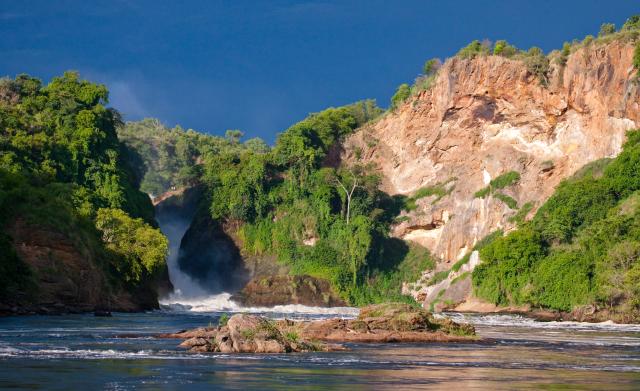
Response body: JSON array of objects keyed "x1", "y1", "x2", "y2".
[
  {"x1": 1, "y1": 218, "x2": 160, "y2": 315},
  {"x1": 231, "y1": 275, "x2": 346, "y2": 307},
  {"x1": 342, "y1": 39, "x2": 640, "y2": 307},
  {"x1": 159, "y1": 303, "x2": 476, "y2": 353}
]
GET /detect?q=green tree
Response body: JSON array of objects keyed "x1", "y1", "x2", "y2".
[
  {"x1": 622, "y1": 15, "x2": 640, "y2": 31},
  {"x1": 598, "y1": 23, "x2": 616, "y2": 37},
  {"x1": 524, "y1": 47, "x2": 550, "y2": 86},
  {"x1": 457, "y1": 40, "x2": 490, "y2": 59},
  {"x1": 422, "y1": 58, "x2": 441, "y2": 75},
  {"x1": 390, "y1": 83, "x2": 411, "y2": 110},
  {"x1": 225, "y1": 129, "x2": 244, "y2": 144},
  {"x1": 493, "y1": 40, "x2": 518, "y2": 57},
  {"x1": 95, "y1": 208, "x2": 168, "y2": 283}
]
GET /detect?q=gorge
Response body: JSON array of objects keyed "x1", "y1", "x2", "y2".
[{"x1": 2, "y1": 9, "x2": 640, "y2": 389}]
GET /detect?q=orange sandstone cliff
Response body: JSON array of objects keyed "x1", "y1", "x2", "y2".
[{"x1": 342, "y1": 40, "x2": 640, "y2": 309}]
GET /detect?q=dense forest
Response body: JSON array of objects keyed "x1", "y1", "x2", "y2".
[
  {"x1": 2, "y1": 14, "x2": 640, "y2": 314},
  {"x1": 198, "y1": 100, "x2": 435, "y2": 305},
  {"x1": 0, "y1": 72, "x2": 168, "y2": 303},
  {"x1": 473, "y1": 131, "x2": 640, "y2": 319},
  {"x1": 118, "y1": 119, "x2": 268, "y2": 197}
]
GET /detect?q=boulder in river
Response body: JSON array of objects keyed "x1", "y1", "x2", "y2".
[{"x1": 160, "y1": 303, "x2": 477, "y2": 353}]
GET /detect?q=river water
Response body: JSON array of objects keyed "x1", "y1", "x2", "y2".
[{"x1": 0, "y1": 300, "x2": 639, "y2": 390}]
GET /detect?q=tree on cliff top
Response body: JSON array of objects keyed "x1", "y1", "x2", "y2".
[
  {"x1": 390, "y1": 83, "x2": 411, "y2": 110},
  {"x1": 96, "y1": 208, "x2": 168, "y2": 283}
]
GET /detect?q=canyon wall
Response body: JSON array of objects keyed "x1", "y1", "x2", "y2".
[{"x1": 343, "y1": 40, "x2": 640, "y2": 305}]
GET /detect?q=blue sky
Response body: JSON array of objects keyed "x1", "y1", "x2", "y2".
[{"x1": 1, "y1": 1, "x2": 638, "y2": 143}]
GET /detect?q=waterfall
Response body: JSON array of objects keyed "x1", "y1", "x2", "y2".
[
  {"x1": 154, "y1": 195, "x2": 213, "y2": 302},
  {"x1": 152, "y1": 191, "x2": 357, "y2": 316}
]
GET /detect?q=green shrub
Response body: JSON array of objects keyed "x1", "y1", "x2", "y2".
[
  {"x1": 493, "y1": 40, "x2": 519, "y2": 57},
  {"x1": 95, "y1": 208, "x2": 168, "y2": 283},
  {"x1": 598, "y1": 23, "x2": 616, "y2": 37},
  {"x1": 427, "y1": 270, "x2": 450, "y2": 286},
  {"x1": 622, "y1": 15, "x2": 640, "y2": 31},
  {"x1": 218, "y1": 313, "x2": 230, "y2": 327},
  {"x1": 451, "y1": 271, "x2": 471, "y2": 285},
  {"x1": 457, "y1": 40, "x2": 490, "y2": 59},
  {"x1": 582, "y1": 35, "x2": 595, "y2": 46},
  {"x1": 403, "y1": 180, "x2": 454, "y2": 211},
  {"x1": 523, "y1": 47, "x2": 550, "y2": 85},
  {"x1": 490, "y1": 171, "x2": 521, "y2": 189},
  {"x1": 474, "y1": 186, "x2": 491, "y2": 198},
  {"x1": 412, "y1": 74, "x2": 437, "y2": 94},
  {"x1": 348, "y1": 243, "x2": 435, "y2": 306},
  {"x1": 494, "y1": 192, "x2": 518, "y2": 209},
  {"x1": 556, "y1": 42, "x2": 572, "y2": 66},
  {"x1": 390, "y1": 84, "x2": 411, "y2": 110},
  {"x1": 451, "y1": 254, "x2": 470, "y2": 273},
  {"x1": 422, "y1": 58, "x2": 440, "y2": 75},
  {"x1": 472, "y1": 130, "x2": 640, "y2": 314},
  {"x1": 474, "y1": 171, "x2": 520, "y2": 199},
  {"x1": 531, "y1": 251, "x2": 593, "y2": 311},
  {"x1": 473, "y1": 227, "x2": 545, "y2": 305},
  {"x1": 508, "y1": 201, "x2": 534, "y2": 225}
]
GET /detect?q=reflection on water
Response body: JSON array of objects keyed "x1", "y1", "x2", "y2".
[{"x1": 0, "y1": 311, "x2": 638, "y2": 390}]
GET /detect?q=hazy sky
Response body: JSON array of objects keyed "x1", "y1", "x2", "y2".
[{"x1": 1, "y1": 1, "x2": 638, "y2": 142}]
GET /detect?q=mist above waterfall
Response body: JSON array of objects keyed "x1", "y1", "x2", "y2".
[
  {"x1": 153, "y1": 188, "x2": 250, "y2": 304},
  {"x1": 156, "y1": 209, "x2": 211, "y2": 300},
  {"x1": 154, "y1": 189, "x2": 214, "y2": 300}
]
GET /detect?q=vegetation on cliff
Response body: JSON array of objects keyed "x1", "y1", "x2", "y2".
[
  {"x1": 473, "y1": 130, "x2": 640, "y2": 318},
  {"x1": 118, "y1": 119, "x2": 267, "y2": 196},
  {"x1": 0, "y1": 72, "x2": 167, "y2": 305},
  {"x1": 198, "y1": 100, "x2": 436, "y2": 305}
]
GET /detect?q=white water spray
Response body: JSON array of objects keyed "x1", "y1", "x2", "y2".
[
  {"x1": 155, "y1": 202, "x2": 358, "y2": 316},
  {"x1": 156, "y1": 207, "x2": 211, "y2": 301}
]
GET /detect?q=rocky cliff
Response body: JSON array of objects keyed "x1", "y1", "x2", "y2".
[
  {"x1": 1, "y1": 218, "x2": 161, "y2": 315},
  {"x1": 342, "y1": 40, "x2": 640, "y2": 307}
]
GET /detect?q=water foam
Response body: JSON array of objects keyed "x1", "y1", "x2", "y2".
[
  {"x1": 159, "y1": 292, "x2": 359, "y2": 318},
  {"x1": 443, "y1": 313, "x2": 640, "y2": 332}
]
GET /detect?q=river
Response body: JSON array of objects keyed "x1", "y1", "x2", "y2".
[{"x1": 0, "y1": 302, "x2": 639, "y2": 390}]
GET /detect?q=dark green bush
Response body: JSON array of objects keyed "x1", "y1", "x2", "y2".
[
  {"x1": 474, "y1": 227, "x2": 545, "y2": 305},
  {"x1": 531, "y1": 251, "x2": 593, "y2": 311},
  {"x1": 0, "y1": 233, "x2": 35, "y2": 300}
]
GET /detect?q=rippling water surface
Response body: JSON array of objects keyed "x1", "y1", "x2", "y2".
[{"x1": 1, "y1": 303, "x2": 639, "y2": 390}]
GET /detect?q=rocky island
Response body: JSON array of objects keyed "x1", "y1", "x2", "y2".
[{"x1": 159, "y1": 303, "x2": 476, "y2": 353}]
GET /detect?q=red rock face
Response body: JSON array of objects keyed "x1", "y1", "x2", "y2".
[
  {"x1": 231, "y1": 275, "x2": 346, "y2": 307},
  {"x1": 344, "y1": 40, "x2": 639, "y2": 265},
  {"x1": 5, "y1": 218, "x2": 157, "y2": 314}
]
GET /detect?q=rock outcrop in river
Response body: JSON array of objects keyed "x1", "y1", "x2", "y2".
[{"x1": 160, "y1": 303, "x2": 476, "y2": 353}]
